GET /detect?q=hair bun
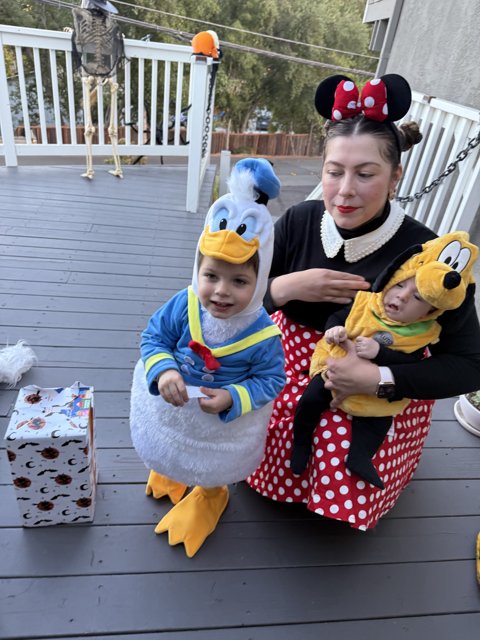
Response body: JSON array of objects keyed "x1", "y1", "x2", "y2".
[{"x1": 398, "y1": 121, "x2": 423, "y2": 151}]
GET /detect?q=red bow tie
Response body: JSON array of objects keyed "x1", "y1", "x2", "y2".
[{"x1": 188, "y1": 340, "x2": 221, "y2": 371}]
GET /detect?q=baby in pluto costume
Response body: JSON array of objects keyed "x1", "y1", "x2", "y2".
[
  {"x1": 292, "y1": 232, "x2": 478, "y2": 489},
  {"x1": 130, "y1": 158, "x2": 286, "y2": 557}
]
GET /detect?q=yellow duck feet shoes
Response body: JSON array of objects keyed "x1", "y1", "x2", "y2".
[
  {"x1": 155, "y1": 485, "x2": 229, "y2": 557},
  {"x1": 145, "y1": 470, "x2": 188, "y2": 504}
]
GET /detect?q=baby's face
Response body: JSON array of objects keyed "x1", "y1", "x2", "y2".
[{"x1": 383, "y1": 276, "x2": 436, "y2": 323}]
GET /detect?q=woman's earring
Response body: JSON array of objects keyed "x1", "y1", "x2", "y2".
[{"x1": 389, "y1": 186, "x2": 397, "y2": 200}]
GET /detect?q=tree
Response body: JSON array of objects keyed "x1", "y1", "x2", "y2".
[
  {"x1": 141, "y1": 0, "x2": 375, "y2": 133},
  {"x1": 211, "y1": 0, "x2": 375, "y2": 133},
  {"x1": 1, "y1": 0, "x2": 375, "y2": 135},
  {"x1": 0, "y1": 1, "x2": 62, "y2": 29}
]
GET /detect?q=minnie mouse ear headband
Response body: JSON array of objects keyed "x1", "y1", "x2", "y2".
[{"x1": 315, "y1": 74, "x2": 411, "y2": 123}]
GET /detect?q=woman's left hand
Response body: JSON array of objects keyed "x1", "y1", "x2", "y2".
[{"x1": 323, "y1": 339, "x2": 380, "y2": 409}]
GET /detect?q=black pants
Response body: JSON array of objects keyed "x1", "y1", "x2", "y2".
[{"x1": 291, "y1": 374, "x2": 391, "y2": 488}]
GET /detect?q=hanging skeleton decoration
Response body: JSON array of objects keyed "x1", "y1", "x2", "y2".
[{"x1": 71, "y1": 0, "x2": 126, "y2": 179}]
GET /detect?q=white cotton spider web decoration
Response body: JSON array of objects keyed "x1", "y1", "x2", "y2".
[{"x1": 0, "y1": 341, "x2": 37, "y2": 387}]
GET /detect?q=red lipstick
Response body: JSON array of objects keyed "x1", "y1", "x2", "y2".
[{"x1": 337, "y1": 205, "x2": 358, "y2": 214}]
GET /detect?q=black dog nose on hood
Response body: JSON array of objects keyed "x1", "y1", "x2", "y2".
[{"x1": 444, "y1": 270, "x2": 462, "y2": 290}]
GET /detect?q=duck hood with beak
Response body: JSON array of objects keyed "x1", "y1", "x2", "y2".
[{"x1": 192, "y1": 158, "x2": 281, "y2": 318}]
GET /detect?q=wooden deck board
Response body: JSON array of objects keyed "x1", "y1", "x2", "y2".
[
  {"x1": 2, "y1": 478, "x2": 480, "y2": 527},
  {"x1": 1, "y1": 562, "x2": 478, "y2": 638},
  {"x1": 42, "y1": 615, "x2": 480, "y2": 640},
  {"x1": 2, "y1": 444, "x2": 479, "y2": 485},
  {"x1": 2, "y1": 514, "x2": 480, "y2": 578},
  {"x1": 1, "y1": 164, "x2": 480, "y2": 640}
]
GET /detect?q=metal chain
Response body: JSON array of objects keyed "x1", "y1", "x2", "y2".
[
  {"x1": 396, "y1": 129, "x2": 480, "y2": 203},
  {"x1": 201, "y1": 64, "x2": 218, "y2": 159}
]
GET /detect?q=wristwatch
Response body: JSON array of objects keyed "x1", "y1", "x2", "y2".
[{"x1": 376, "y1": 366, "x2": 396, "y2": 400}]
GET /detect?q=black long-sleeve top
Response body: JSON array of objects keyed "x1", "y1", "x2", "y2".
[{"x1": 265, "y1": 199, "x2": 480, "y2": 400}]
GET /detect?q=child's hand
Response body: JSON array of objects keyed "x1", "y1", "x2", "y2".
[
  {"x1": 198, "y1": 387, "x2": 233, "y2": 414},
  {"x1": 355, "y1": 336, "x2": 379, "y2": 360},
  {"x1": 157, "y1": 369, "x2": 188, "y2": 407},
  {"x1": 325, "y1": 325, "x2": 348, "y2": 345}
]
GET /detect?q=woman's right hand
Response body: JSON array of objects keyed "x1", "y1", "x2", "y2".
[
  {"x1": 270, "y1": 268, "x2": 370, "y2": 306},
  {"x1": 157, "y1": 369, "x2": 188, "y2": 407}
]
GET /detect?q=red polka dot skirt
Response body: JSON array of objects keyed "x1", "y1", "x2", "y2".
[{"x1": 246, "y1": 311, "x2": 434, "y2": 530}]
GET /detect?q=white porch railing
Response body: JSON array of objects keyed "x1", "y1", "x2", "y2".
[
  {"x1": 306, "y1": 90, "x2": 480, "y2": 234},
  {"x1": 398, "y1": 92, "x2": 479, "y2": 234},
  {"x1": 0, "y1": 24, "x2": 217, "y2": 212}
]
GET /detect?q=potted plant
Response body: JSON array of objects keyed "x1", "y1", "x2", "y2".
[{"x1": 455, "y1": 391, "x2": 480, "y2": 437}]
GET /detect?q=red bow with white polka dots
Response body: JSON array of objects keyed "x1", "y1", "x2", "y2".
[
  {"x1": 315, "y1": 74, "x2": 411, "y2": 124},
  {"x1": 331, "y1": 78, "x2": 388, "y2": 122}
]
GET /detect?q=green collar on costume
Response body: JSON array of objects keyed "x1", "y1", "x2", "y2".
[{"x1": 373, "y1": 312, "x2": 436, "y2": 337}]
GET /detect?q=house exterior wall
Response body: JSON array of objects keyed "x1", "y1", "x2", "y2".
[
  {"x1": 363, "y1": 0, "x2": 396, "y2": 21},
  {"x1": 383, "y1": 0, "x2": 480, "y2": 108}
]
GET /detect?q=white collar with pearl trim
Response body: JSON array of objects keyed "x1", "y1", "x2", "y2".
[{"x1": 320, "y1": 200, "x2": 405, "y2": 263}]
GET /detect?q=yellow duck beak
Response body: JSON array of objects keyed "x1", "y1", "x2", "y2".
[{"x1": 199, "y1": 226, "x2": 259, "y2": 264}]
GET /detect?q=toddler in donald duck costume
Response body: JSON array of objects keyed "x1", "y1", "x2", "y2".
[{"x1": 130, "y1": 158, "x2": 286, "y2": 557}]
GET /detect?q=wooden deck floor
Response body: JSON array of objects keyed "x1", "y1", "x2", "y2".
[{"x1": 1, "y1": 163, "x2": 480, "y2": 639}]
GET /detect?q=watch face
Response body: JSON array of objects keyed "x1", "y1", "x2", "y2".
[{"x1": 377, "y1": 383, "x2": 395, "y2": 399}]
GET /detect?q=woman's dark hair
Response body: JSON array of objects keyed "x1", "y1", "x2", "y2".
[
  {"x1": 324, "y1": 115, "x2": 423, "y2": 169},
  {"x1": 197, "y1": 250, "x2": 259, "y2": 275}
]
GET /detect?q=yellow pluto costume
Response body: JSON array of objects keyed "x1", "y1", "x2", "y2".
[{"x1": 311, "y1": 231, "x2": 478, "y2": 415}]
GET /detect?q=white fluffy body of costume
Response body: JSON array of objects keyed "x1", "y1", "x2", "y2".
[{"x1": 130, "y1": 358, "x2": 272, "y2": 487}]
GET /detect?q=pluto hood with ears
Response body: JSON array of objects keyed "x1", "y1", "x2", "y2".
[
  {"x1": 373, "y1": 231, "x2": 478, "y2": 322},
  {"x1": 192, "y1": 158, "x2": 281, "y2": 318},
  {"x1": 310, "y1": 231, "x2": 478, "y2": 419}
]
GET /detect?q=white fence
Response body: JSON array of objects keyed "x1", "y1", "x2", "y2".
[
  {"x1": 0, "y1": 24, "x2": 217, "y2": 212},
  {"x1": 398, "y1": 91, "x2": 480, "y2": 234},
  {"x1": 307, "y1": 91, "x2": 480, "y2": 234}
]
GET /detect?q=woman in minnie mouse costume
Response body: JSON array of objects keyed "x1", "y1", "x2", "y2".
[{"x1": 246, "y1": 73, "x2": 480, "y2": 530}]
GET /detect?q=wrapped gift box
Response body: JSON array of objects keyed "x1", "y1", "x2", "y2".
[{"x1": 3, "y1": 382, "x2": 96, "y2": 527}]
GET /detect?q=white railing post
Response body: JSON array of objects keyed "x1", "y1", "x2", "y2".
[
  {"x1": 186, "y1": 55, "x2": 211, "y2": 213},
  {"x1": 199, "y1": 61, "x2": 219, "y2": 181},
  {"x1": 0, "y1": 33, "x2": 18, "y2": 166},
  {"x1": 450, "y1": 159, "x2": 480, "y2": 233},
  {"x1": 219, "y1": 149, "x2": 231, "y2": 196}
]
